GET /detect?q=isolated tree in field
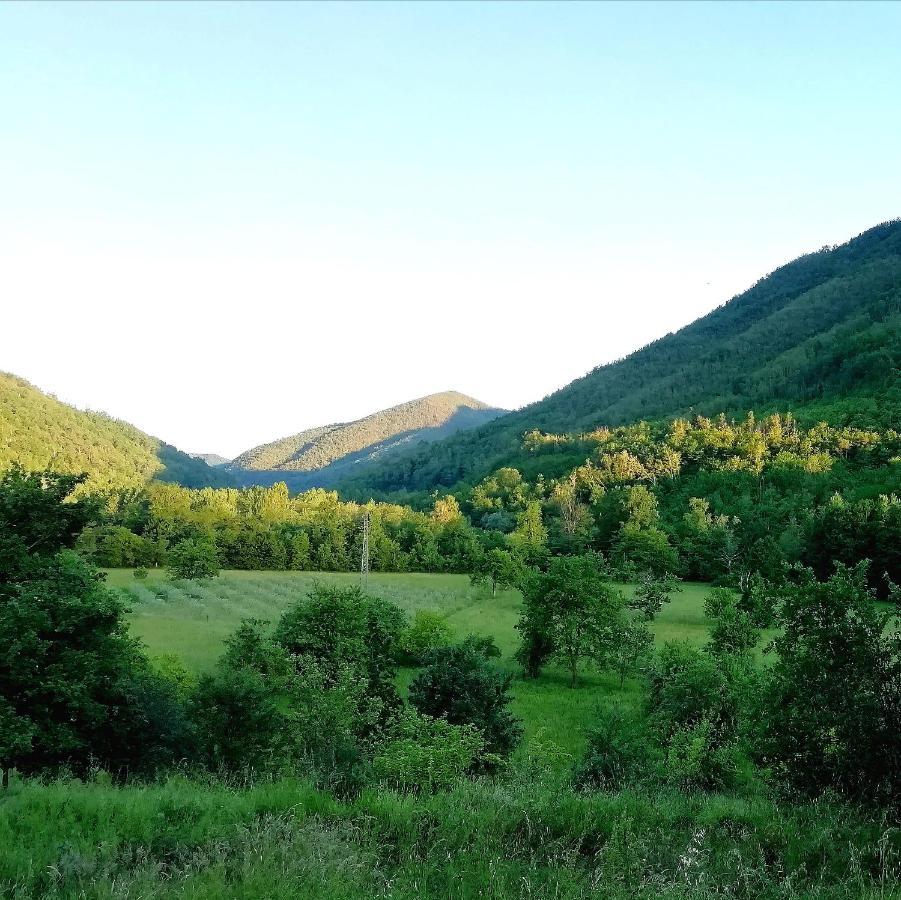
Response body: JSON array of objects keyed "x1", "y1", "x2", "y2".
[
  {"x1": 167, "y1": 537, "x2": 220, "y2": 580},
  {"x1": 630, "y1": 571, "x2": 679, "y2": 620},
  {"x1": 611, "y1": 619, "x2": 654, "y2": 688},
  {"x1": 409, "y1": 641, "x2": 521, "y2": 764},
  {"x1": 517, "y1": 554, "x2": 626, "y2": 685},
  {"x1": 470, "y1": 548, "x2": 525, "y2": 597}
]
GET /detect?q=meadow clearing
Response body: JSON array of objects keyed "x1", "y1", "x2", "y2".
[{"x1": 111, "y1": 569, "x2": 725, "y2": 762}]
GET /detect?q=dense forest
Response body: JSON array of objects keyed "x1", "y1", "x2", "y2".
[
  {"x1": 340, "y1": 220, "x2": 901, "y2": 500},
  {"x1": 76, "y1": 410, "x2": 900, "y2": 598}
]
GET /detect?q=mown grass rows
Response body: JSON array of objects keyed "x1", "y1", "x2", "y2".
[{"x1": 109, "y1": 570, "x2": 716, "y2": 761}]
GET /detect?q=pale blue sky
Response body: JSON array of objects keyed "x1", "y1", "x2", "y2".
[{"x1": 1, "y1": 2, "x2": 899, "y2": 457}]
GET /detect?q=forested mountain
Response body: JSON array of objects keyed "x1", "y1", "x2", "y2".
[
  {"x1": 229, "y1": 391, "x2": 505, "y2": 489},
  {"x1": 191, "y1": 453, "x2": 231, "y2": 467},
  {"x1": 0, "y1": 373, "x2": 235, "y2": 492},
  {"x1": 341, "y1": 220, "x2": 901, "y2": 499}
]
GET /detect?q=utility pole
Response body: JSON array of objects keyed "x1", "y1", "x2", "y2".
[{"x1": 360, "y1": 511, "x2": 370, "y2": 583}]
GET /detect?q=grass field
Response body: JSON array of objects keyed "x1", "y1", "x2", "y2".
[{"x1": 109, "y1": 569, "x2": 725, "y2": 761}]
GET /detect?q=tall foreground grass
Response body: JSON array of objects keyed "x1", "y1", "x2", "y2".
[{"x1": 2, "y1": 769, "x2": 898, "y2": 899}]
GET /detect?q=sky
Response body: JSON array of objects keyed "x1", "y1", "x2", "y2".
[{"x1": 1, "y1": 2, "x2": 899, "y2": 458}]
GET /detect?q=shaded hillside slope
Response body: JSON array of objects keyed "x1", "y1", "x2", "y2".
[
  {"x1": 0, "y1": 373, "x2": 234, "y2": 492},
  {"x1": 230, "y1": 391, "x2": 505, "y2": 488},
  {"x1": 341, "y1": 220, "x2": 901, "y2": 498}
]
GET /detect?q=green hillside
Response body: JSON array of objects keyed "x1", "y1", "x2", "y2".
[
  {"x1": 0, "y1": 373, "x2": 234, "y2": 492},
  {"x1": 230, "y1": 391, "x2": 505, "y2": 489},
  {"x1": 341, "y1": 220, "x2": 901, "y2": 498}
]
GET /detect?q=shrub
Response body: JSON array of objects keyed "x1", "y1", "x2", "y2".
[
  {"x1": 409, "y1": 642, "x2": 522, "y2": 765},
  {"x1": 400, "y1": 610, "x2": 452, "y2": 665},
  {"x1": 132, "y1": 566, "x2": 149, "y2": 580},
  {"x1": 274, "y1": 585, "x2": 406, "y2": 694},
  {"x1": 664, "y1": 717, "x2": 741, "y2": 792},
  {"x1": 704, "y1": 587, "x2": 758, "y2": 657},
  {"x1": 753, "y1": 563, "x2": 901, "y2": 804},
  {"x1": 372, "y1": 709, "x2": 485, "y2": 792},
  {"x1": 190, "y1": 667, "x2": 285, "y2": 772},
  {"x1": 573, "y1": 706, "x2": 652, "y2": 791}
]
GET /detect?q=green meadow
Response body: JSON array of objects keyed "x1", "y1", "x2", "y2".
[{"x1": 111, "y1": 569, "x2": 726, "y2": 761}]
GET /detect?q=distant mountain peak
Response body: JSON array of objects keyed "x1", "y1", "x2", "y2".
[{"x1": 230, "y1": 391, "x2": 505, "y2": 483}]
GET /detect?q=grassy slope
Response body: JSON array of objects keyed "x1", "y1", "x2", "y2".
[
  {"x1": 113, "y1": 569, "x2": 726, "y2": 761},
  {"x1": 0, "y1": 372, "x2": 235, "y2": 491}
]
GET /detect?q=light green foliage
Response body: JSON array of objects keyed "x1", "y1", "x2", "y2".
[
  {"x1": 151, "y1": 653, "x2": 197, "y2": 700},
  {"x1": 0, "y1": 373, "x2": 234, "y2": 493},
  {"x1": 372, "y1": 709, "x2": 485, "y2": 792},
  {"x1": 509, "y1": 501, "x2": 548, "y2": 564},
  {"x1": 400, "y1": 609, "x2": 452, "y2": 664},
  {"x1": 2, "y1": 771, "x2": 898, "y2": 898},
  {"x1": 664, "y1": 717, "x2": 741, "y2": 792},
  {"x1": 470, "y1": 547, "x2": 525, "y2": 597}
]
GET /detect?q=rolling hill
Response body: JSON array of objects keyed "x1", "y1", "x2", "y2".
[
  {"x1": 340, "y1": 219, "x2": 901, "y2": 499},
  {"x1": 0, "y1": 373, "x2": 235, "y2": 492},
  {"x1": 229, "y1": 391, "x2": 505, "y2": 490}
]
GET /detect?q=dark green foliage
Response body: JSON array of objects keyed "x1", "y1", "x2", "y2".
[
  {"x1": 645, "y1": 642, "x2": 753, "y2": 791},
  {"x1": 409, "y1": 642, "x2": 522, "y2": 763},
  {"x1": 0, "y1": 466, "x2": 96, "y2": 586},
  {"x1": 753, "y1": 563, "x2": 901, "y2": 804},
  {"x1": 630, "y1": 571, "x2": 679, "y2": 620},
  {"x1": 190, "y1": 667, "x2": 285, "y2": 772},
  {"x1": 342, "y1": 220, "x2": 901, "y2": 499},
  {"x1": 573, "y1": 705, "x2": 652, "y2": 791},
  {"x1": 0, "y1": 468, "x2": 188, "y2": 781},
  {"x1": 704, "y1": 587, "x2": 758, "y2": 656}
]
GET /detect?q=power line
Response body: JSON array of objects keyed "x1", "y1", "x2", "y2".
[{"x1": 360, "y1": 511, "x2": 370, "y2": 583}]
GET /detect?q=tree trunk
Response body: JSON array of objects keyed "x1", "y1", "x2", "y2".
[
  {"x1": 2, "y1": 767, "x2": 8, "y2": 790},
  {"x1": 570, "y1": 658, "x2": 578, "y2": 688}
]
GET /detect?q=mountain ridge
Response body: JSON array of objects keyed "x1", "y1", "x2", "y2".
[
  {"x1": 338, "y1": 219, "x2": 901, "y2": 499},
  {"x1": 0, "y1": 372, "x2": 237, "y2": 492},
  {"x1": 228, "y1": 391, "x2": 505, "y2": 489}
]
